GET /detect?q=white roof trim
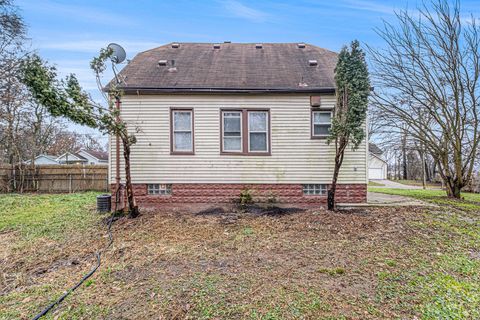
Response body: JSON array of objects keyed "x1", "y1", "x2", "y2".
[{"x1": 56, "y1": 152, "x2": 86, "y2": 162}]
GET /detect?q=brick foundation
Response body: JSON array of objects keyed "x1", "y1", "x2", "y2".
[{"x1": 111, "y1": 183, "x2": 366, "y2": 208}]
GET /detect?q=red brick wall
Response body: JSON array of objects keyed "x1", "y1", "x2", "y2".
[{"x1": 111, "y1": 183, "x2": 366, "y2": 207}]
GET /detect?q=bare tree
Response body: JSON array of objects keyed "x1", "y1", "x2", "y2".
[{"x1": 369, "y1": 0, "x2": 480, "y2": 198}]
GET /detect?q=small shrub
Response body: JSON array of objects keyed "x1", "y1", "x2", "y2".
[
  {"x1": 266, "y1": 191, "x2": 278, "y2": 207},
  {"x1": 385, "y1": 259, "x2": 397, "y2": 267},
  {"x1": 318, "y1": 267, "x2": 345, "y2": 276},
  {"x1": 239, "y1": 188, "x2": 254, "y2": 205},
  {"x1": 242, "y1": 227, "x2": 254, "y2": 236}
]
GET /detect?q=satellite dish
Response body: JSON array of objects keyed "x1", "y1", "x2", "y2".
[{"x1": 107, "y1": 43, "x2": 126, "y2": 64}]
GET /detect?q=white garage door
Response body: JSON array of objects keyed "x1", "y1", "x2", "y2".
[{"x1": 369, "y1": 168, "x2": 384, "y2": 180}]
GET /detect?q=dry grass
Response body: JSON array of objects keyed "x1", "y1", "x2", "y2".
[{"x1": 1, "y1": 195, "x2": 479, "y2": 319}]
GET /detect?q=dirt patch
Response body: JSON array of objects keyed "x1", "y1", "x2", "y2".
[
  {"x1": 195, "y1": 207, "x2": 227, "y2": 216},
  {"x1": 195, "y1": 204, "x2": 306, "y2": 217},
  {"x1": 2, "y1": 202, "x2": 456, "y2": 319},
  {"x1": 470, "y1": 249, "x2": 480, "y2": 260}
]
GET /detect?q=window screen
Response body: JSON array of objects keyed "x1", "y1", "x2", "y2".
[
  {"x1": 312, "y1": 111, "x2": 332, "y2": 137},
  {"x1": 248, "y1": 111, "x2": 268, "y2": 152},
  {"x1": 223, "y1": 111, "x2": 242, "y2": 151},
  {"x1": 173, "y1": 110, "x2": 193, "y2": 152}
]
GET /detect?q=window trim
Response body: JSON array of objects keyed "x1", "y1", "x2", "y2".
[
  {"x1": 170, "y1": 107, "x2": 194, "y2": 155},
  {"x1": 220, "y1": 108, "x2": 271, "y2": 156},
  {"x1": 311, "y1": 109, "x2": 332, "y2": 139}
]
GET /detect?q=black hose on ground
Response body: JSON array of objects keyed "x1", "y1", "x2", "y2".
[{"x1": 32, "y1": 186, "x2": 122, "y2": 320}]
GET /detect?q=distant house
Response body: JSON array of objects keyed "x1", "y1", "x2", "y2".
[
  {"x1": 108, "y1": 42, "x2": 368, "y2": 205},
  {"x1": 27, "y1": 149, "x2": 108, "y2": 165},
  {"x1": 368, "y1": 143, "x2": 387, "y2": 180},
  {"x1": 57, "y1": 149, "x2": 108, "y2": 165},
  {"x1": 25, "y1": 155, "x2": 59, "y2": 165},
  {"x1": 76, "y1": 149, "x2": 109, "y2": 165}
]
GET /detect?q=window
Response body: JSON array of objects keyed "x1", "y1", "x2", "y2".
[
  {"x1": 171, "y1": 109, "x2": 194, "y2": 154},
  {"x1": 147, "y1": 184, "x2": 172, "y2": 195},
  {"x1": 312, "y1": 111, "x2": 332, "y2": 138},
  {"x1": 221, "y1": 109, "x2": 270, "y2": 155},
  {"x1": 248, "y1": 111, "x2": 268, "y2": 152},
  {"x1": 303, "y1": 184, "x2": 327, "y2": 195},
  {"x1": 223, "y1": 111, "x2": 242, "y2": 152}
]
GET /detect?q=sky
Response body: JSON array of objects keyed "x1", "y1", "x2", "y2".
[{"x1": 15, "y1": 0, "x2": 480, "y2": 140}]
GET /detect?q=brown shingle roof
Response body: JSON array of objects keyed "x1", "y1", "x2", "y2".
[
  {"x1": 369, "y1": 143, "x2": 383, "y2": 156},
  {"x1": 114, "y1": 43, "x2": 337, "y2": 94},
  {"x1": 80, "y1": 149, "x2": 108, "y2": 161}
]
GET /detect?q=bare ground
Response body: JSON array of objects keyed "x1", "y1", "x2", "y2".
[{"x1": 1, "y1": 202, "x2": 475, "y2": 319}]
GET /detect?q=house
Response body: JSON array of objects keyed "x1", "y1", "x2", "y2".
[
  {"x1": 57, "y1": 149, "x2": 108, "y2": 165},
  {"x1": 76, "y1": 149, "x2": 109, "y2": 165},
  {"x1": 25, "y1": 154, "x2": 59, "y2": 165},
  {"x1": 27, "y1": 149, "x2": 108, "y2": 165},
  {"x1": 109, "y1": 42, "x2": 368, "y2": 205},
  {"x1": 368, "y1": 143, "x2": 388, "y2": 180}
]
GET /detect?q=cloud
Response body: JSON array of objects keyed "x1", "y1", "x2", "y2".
[
  {"x1": 220, "y1": 0, "x2": 268, "y2": 22},
  {"x1": 17, "y1": 0, "x2": 137, "y2": 26},
  {"x1": 340, "y1": 0, "x2": 395, "y2": 14}
]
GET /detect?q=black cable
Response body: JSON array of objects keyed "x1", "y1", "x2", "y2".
[{"x1": 32, "y1": 186, "x2": 122, "y2": 320}]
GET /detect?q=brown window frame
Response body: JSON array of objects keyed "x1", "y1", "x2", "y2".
[
  {"x1": 220, "y1": 108, "x2": 271, "y2": 156},
  {"x1": 170, "y1": 107, "x2": 195, "y2": 155},
  {"x1": 311, "y1": 109, "x2": 333, "y2": 139}
]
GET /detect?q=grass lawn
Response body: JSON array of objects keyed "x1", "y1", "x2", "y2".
[
  {"x1": 368, "y1": 181, "x2": 385, "y2": 187},
  {"x1": 1, "y1": 193, "x2": 480, "y2": 319},
  {"x1": 369, "y1": 187, "x2": 480, "y2": 211}
]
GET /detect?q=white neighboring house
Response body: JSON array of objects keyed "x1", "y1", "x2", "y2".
[
  {"x1": 25, "y1": 155, "x2": 59, "y2": 165},
  {"x1": 368, "y1": 143, "x2": 388, "y2": 180},
  {"x1": 76, "y1": 149, "x2": 109, "y2": 165},
  {"x1": 57, "y1": 149, "x2": 108, "y2": 165},
  {"x1": 27, "y1": 149, "x2": 108, "y2": 165}
]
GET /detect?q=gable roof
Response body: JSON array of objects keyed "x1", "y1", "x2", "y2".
[
  {"x1": 39, "y1": 154, "x2": 58, "y2": 161},
  {"x1": 56, "y1": 152, "x2": 87, "y2": 162},
  {"x1": 24, "y1": 154, "x2": 59, "y2": 164},
  {"x1": 113, "y1": 43, "x2": 338, "y2": 94},
  {"x1": 79, "y1": 149, "x2": 108, "y2": 161},
  {"x1": 369, "y1": 143, "x2": 383, "y2": 156}
]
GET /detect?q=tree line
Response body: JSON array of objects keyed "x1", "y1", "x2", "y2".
[
  {"x1": 369, "y1": 0, "x2": 480, "y2": 198},
  {"x1": 0, "y1": 0, "x2": 105, "y2": 168}
]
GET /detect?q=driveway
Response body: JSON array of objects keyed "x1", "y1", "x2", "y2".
[
  {"x1": 366, "y1": 180, "x2": 432, "y2": 207},
  {"x1": 339, "y1": 180, "x2": 431, "y2": 207},
  {"x1": 367, "y1": 191, "x2": 429, "y2": 206},
  {"x1": 370, "y1": 179, "x2": 422, "y2": 189}
]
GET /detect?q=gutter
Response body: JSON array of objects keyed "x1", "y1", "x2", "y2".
[{"x1": 104, "y1": 87, "x2": 336, "y2": 95}]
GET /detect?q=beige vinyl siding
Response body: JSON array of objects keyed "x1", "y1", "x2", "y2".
[{"x1": 110, "y1": 94, "x2": 367, "y2": 184}]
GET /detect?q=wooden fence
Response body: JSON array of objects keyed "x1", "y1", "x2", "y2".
[{"x1": 0, "y1": 164, "x2": 109, "y2": 193}]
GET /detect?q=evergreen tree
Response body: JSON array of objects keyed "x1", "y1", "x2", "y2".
[{"x1": 328, "y1": 40, "x2": 370, "y2": 210}]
